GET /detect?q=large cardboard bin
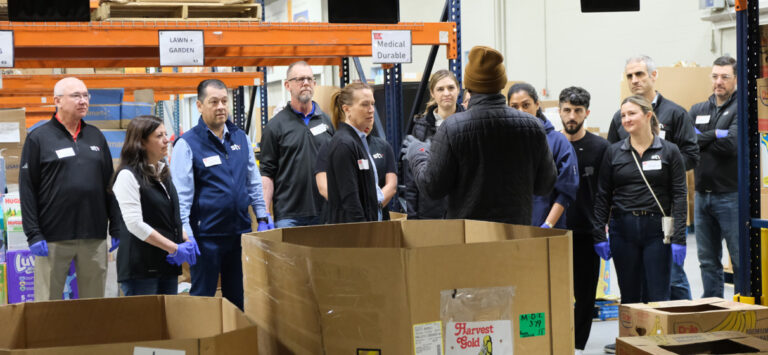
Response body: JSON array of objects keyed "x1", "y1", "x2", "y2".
[
  {"x1": 0, "y1": 295, "x2": 264, "y2": 354},
  {"x1": 242, "y1": 219, "x2": 574, "y2": 354},
  {"x1": 619, "y1": 298, "x2": 768, "y2": 340},
  {"x1": 616, "y1": 331, "x2": 768, "y2": 354}
]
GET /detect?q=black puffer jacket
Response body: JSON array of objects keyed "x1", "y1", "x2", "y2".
[
  {"x1": 402, "y1": 104, "x2": 464, "y2": 219},
  {"x1": 409, "y1": 93, "x2": 557, "y2": 225}
]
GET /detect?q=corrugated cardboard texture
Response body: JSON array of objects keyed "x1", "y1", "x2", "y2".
[
  {"x1": 0, "y1": 295, "x2": 265, "y2": 354},
  {"x1": 242, "y1": 219, "x2": 574, "y2": 354},
  {"x1": 619, "y1": 298, "x2": 768, "y2": 340},
  {"x1": 617, "y1": 331, "x2": 768, "y2": 354},
  {"x1": 619, "y1": 66, "x2": 713, "y2": 111}
]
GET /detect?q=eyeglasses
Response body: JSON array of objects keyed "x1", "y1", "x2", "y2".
[
  {"x1": 711, "y1": 74, "x2": 734, "y2": 81},
  {"x1": 58, "y1": 93, "x2": 91, "y2": 101},
  {"x1": 287, "y1": 76, "x2": 315, "y2": 84}
]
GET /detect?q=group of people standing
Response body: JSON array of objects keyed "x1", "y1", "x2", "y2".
[{"x1": 17, "y1": 46, "x2": 739, "y2": 354}]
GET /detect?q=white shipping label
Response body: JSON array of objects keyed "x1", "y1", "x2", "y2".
[
  {"x1": 695, "y1": 115, "x2": 711, "y2": 124},
  {"x1": 55, "y1": 147, "x2": 75, "y2": 159},
  {"x1": 133, "y1": 347, "x2": 185, "y2": 355},
  {"x1": 310, "y1": 124, "x2": 327, "y2": 136},
  {"x1": 0, "y1": 122, "x2": 20, "y2": 143},
  {"x1": 643, "y1": 160, "x2": 662, "y2": 171},
  {"x1": 202, "y1": 155, "x2": 222, "y2": 167},
  {"x1": 0, "y1": 31, "x2": 13, "y2": 68},
  {"x1": 445, "y1": 320, "x2": 513, "y2": 355},
  {"x1": 158, "y1": 30, "x2": 204, "y2": 66},
  {"x1": 413, "y1": 321, "x2": 443, "y2": 355},
  {"x1": 372, "y1": 30, "x2": 412, "y2": 64}
]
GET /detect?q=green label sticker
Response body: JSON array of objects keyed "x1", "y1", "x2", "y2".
[{"x1": 519, "y1": 312, "x2": 546, "y2": 338}]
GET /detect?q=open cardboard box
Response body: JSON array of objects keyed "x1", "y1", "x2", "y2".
[
  {"x1": 0, "y1": 295, "x2": 275, "y2": 354},
  {"x1": 619, "y1": 298, "x2": 768, "y2": 340},
  {"x1": 617, "y1": 331, "x2": 768, "y2": 354},
  {"x1": 242, "y1": 219, "x2": 574, "y2": 354}
]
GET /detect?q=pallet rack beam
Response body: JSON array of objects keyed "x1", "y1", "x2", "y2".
[{"x1": 0, "y1": 72, "x2": 263, "y2": 96}]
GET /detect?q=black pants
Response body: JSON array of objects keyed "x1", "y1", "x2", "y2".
[{"x1": 573, "y1": 231, "x2": 601, "y2": 350}]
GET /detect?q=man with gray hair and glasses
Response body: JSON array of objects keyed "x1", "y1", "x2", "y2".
[
  {"x1": 20, "y1": 77, "x2": 122, "y2": 300},
  {"x1": 260, "y1": 61, "x2": 335, "y2": 227}
]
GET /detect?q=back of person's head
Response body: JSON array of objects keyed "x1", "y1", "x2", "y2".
[
  {"x1": 621, "y1": 95, "x2": 660, "y2": 136},
  {"x1": 463, "y1": 46, "x2": 507, "y2": 94},
  {"x1": 114, "y1": 115, "x2": 169, "y2": 186},
  {"x1": 330, "y1": 82, "x2": 371, "y2": 129},
  {"x1": 558, "y1": 86, "x2": 591, "y2": 109}
]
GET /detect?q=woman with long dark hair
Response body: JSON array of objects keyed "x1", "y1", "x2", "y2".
[{"x1": 112, "y1": 115, "x2": 199, "y2": 296}]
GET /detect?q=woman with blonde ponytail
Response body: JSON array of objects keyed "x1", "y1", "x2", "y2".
[{"x1": 592, "y1": 94, "x2": 687, "y2": 304}]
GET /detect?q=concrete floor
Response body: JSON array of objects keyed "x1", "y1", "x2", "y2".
[{"x1": 582, "y1": 231, "x2": 735, "y2": 354}]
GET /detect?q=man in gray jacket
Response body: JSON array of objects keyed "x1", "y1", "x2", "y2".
[{"x1": 404, "y1": 46, "x2": 556, "y2": 225}]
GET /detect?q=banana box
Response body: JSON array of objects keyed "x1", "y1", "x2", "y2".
[
  {"x1": 619, "y1": 298, "x2": 768, "y2": 340},
  {"x1": 617, "y1": 331, "x2": 768, "y2": 354}
]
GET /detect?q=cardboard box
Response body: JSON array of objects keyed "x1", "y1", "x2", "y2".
[
  {"x1": 94, "y1": 68, "x2": 124, "y2": 75},
  {"x1": 85, "y1": 105, "x2": 121, "y2": 129},
  {"x1": 102, "y1": 129, "x2": 126, "y2": 161},
  {"x1": 62, "y1": 68, "x2": 95, "y2": 75},
  {"x1": 619, "y1": 298, "x2": 768, "y2": 340},
  {"x1": 2, "y1": 147, "x2": 21, "y2": 186},
  {"x1": 242, "y1": 219, "x2": 574, "y2": 354},
  {"x1": 594, "y1": 300, "x2": 619, "y2": 321},
  {"x1": 0, "y1": 295, "x2": 269, "y2": 354},
  {"x1": 6, "y1": 249, "x2": 33, "y2": 304},
  {"x1": 89, "y1": 89, "x2": 124, "y2": 105},
  {"x1": 617, "y1": 331, "x2": 768, "y2": 354},
  {"x1": 120, "y1": 102, "x2": 154, "y2": 129},
  {"x1": 758, "y1": 78, "x2": 768, "y2": 132},
  {"x1": 312, "y1": 85, "x2": 339, "y2": 115},
  {"x1": 0, "y1": 263, "x2": 7, "y2": 306}
]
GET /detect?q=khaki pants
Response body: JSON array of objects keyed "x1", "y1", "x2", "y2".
[{"x1": 34, "y1": 239, "x2": 107, "y2": 301}]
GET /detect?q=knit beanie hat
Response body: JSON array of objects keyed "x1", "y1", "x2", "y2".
[{"x1": 463, "y1": 46, "x2": 507, "y2": 94}]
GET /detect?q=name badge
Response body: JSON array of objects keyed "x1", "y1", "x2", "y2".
[
  {"x1": 202, "y1": 155, "x2": 222, "y2": 167},
  {"x1": 695, "y1": 115, "x2": 711, "y2": 124},
  {"x1": 643, "y1": 160, "x2": 662, "y2": 171},
  {"x1": 55, "y1": 147, "x2": 75, "y2": 159},
  {"x1": 310, "y1": 124, "x2": 327, "y2": 136},
  {"x1": 658, "y1": 130, "x2": 666, "y2": 140},
  {"x1": 357, "y1": 159, "x2": 370, "y2": 170}
]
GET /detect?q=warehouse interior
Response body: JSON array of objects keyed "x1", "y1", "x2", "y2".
[{"x1": 0, "y1": 0, "x2": 765, "y2": 354}]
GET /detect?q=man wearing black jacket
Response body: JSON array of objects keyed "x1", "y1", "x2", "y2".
[
  {"x1": 404, "y1": 46, "x2": 556, "y2": 225},
  {"x1": 20, "y1": 77, "x2": 122, "y2": 300},
  {"x1": 690, "y1": 56, "x2": 740, "y2": 298}
]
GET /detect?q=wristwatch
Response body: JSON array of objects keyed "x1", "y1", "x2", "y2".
[{"x1": 257, "y1": 217, "x2": 269, "y2": 224}]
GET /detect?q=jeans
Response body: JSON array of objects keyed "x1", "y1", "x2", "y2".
[
  {"x1": 190, "y1": 234, "x2": 244, "y2": 310},
  {"x1": 573, "y1": 232, "x2": 600, "y2": 350},
  {"x1": 121, "y1": 276, "x2": 178, "y2": 296},
  {"x1": 695, "y1": 191, "x2": 739, "y2": 298},
  {"x1": 275, "y1": 215, "x2": 322, "y2": 229},
  {"x1": 670, "y1": 250, "x2": 692, "y2": 300},
  {"x1": 610, "y1": 212, "x2": 672, "y2": 303}
]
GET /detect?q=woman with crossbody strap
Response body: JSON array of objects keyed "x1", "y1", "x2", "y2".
[{"x1": 593, "y1": 95, "x2": 688, "y2": 303}]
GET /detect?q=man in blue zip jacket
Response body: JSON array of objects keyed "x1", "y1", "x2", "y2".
[{"x1": 170, "y1": 79, "x2": 273, "y2": 310}]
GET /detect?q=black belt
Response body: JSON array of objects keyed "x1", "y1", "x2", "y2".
[{"x1": 618, "y1": 210, "x2": 661, "y2": 217}]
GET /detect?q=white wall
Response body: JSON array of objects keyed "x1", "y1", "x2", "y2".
[{"x1": 260, "y1": 0, "x2": 734, "y2": 131}]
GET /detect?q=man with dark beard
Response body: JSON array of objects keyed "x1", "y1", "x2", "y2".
[{"x1": 558, "y1": 86, "x2": 609, "y2": 355}]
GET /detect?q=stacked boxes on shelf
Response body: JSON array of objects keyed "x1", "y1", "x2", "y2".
[
  {"x1": 0, "y1": 108, "x2": 26, "y2": 187},
  {"x1": 85, "y1": 89, "x2": 124, "y2": 129}
]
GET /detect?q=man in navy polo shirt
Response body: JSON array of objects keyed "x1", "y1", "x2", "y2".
[
  {"x1": 260, "y1": 61, "x2": 335, "y2": 227},
  {"x1": 170, "y1": 79, "x2": 272, "y2": 310}
]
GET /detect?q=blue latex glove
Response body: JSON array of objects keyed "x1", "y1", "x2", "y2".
[
  {"x1": 109, "y1": 236, "x2": 119, "y2": 252},
  {"x1": 539, "y1": 223, "x2": 551, "y2": 229},
  {"x1": 401, "y1": 135, "x2": 431, "y2": 161},
  {"x1": 695, "y1": 127, "x2": 702, "y2": 135},
  {"x1": 187, "y1": 235, "x2": 201, "y2": 257},
  {"x1": 30, "y1": 240, "x2": 48, "y2": 257},
  {"x1": 715, "y1": 129, "x2": 728, "y2": 139},
  {"x1": 166, "y1": 240, "x2": 199, "y2": 266},
  {"x1": 672, "y1": 244, "x2": 686, "y2": 266},
  {"x1": 594, "y1": 241, "x2": 611, "y2": 261},
  {"x1": 257, "y1": 213, "x2": 275, "y2": 232}
]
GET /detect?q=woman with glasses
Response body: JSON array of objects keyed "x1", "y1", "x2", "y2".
[
  {"x1": 593, "y1": 95, "x2": 687, "y2": 303},
  {"x1": 111, "y1": 115, "x2": 200, "y2": 295}
]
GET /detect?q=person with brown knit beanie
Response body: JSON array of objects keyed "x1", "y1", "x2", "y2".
[{"x1": 402, "y1": 46, "x2": 557, "y2": 225}]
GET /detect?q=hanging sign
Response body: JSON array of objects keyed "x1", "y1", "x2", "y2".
[
  {"x1": 158, "y1": 30, "x2": 204, "y2": 66},
  {"x1": 372, "y1": 30, "x2": 412, "y2": 64},
  {"x1": 0, "y1": 31, "x2": 14, "y2": 68}
]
